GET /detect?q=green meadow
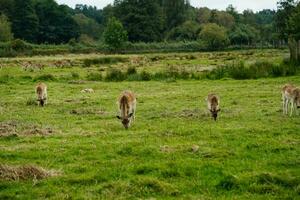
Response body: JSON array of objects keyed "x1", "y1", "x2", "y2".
[{"x1": 0, "y1": 49, "x2": 299, "y2": 199}]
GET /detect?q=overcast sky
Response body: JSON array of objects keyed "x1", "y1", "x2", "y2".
[{"x1": 56, "y1": 0, "x2": 278, "y2": 12}]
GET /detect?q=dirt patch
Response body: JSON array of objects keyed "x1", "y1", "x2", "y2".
[
  {"x1": 0, "y1": 164, "x2": 59, "y2": 181},
  {"x1": 161, "y1": 109, "x2": 208, "y2": 119},
  {"x1": 70, "y1": 108, "x2": 108, "y2": 115},
  {"x1": 0, "y1": 121, "x2": 18, "y2": 137},
  {"x1": 22, "y1": 126, "x2": 53, "y2": 135},
  {"x1": 160, "y1": 145, "x2": 175, "y2": 153},
  {"x1": 68, "y1": 80, "x2": 87, "y2": 84},
  {"x1": 0, "y1": 121, "x2": 54, "y2": 137}
]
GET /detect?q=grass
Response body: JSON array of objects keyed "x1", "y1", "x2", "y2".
[{"x1": 0, "y1": 49, "x2": 299, "y2": 199}]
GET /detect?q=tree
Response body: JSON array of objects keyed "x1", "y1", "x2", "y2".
[
  {"x1": 0, "y1": 0, "x2": 15, "y2": 19},
  {"x1": 196, "y1": 7, "x2": 211, "y2": 24},
  {"x1": 161, "y1": 0, "x2": 190, "y2": 30},
  {"x1": 229, "y1": 24, "x2": 259, "y2": 45},
  {"x1": 288, "y1": 3, "x2": 300, "y2": 61},
  {"x1": 73, "y1": 14, "x2": 103, "y2": 40},
  {"x1": 34, "y1": 0, "x2": 79, "y2": 44},
  {"x1": 167, "y1": 20, "x2": 200, "y2": 41},
  {"x1": 226, "y1": 4, "x2": 240, "y2": 23},
  {"x1": 114, "y1": 0, "x2": 164, "y2": 42},
  {"x1": 13, "y1": 0, "x2": 39, "y2": 42},
  {"x1": 275, "y1": 0, "x2": 299, "y2": 62},
  {"x1": 199, "y1": 23, "x2": 229, "y2": 50},
  {"x1": 0, "y1": 14, "x2": 13, "y2": 42},
  {"x1": 103, "y1": 17, "x2": 128, "y2": 51}
]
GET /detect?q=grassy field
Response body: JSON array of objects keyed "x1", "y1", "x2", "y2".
[{"x1": 0, "y1": 49, "x2": 299, "y2": 199}]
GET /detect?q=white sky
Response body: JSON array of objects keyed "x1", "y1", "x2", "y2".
[{"x1": 55, "y1": 0, "x2": 278, "y2": 12}]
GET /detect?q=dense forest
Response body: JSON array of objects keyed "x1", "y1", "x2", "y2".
[{"x1": 0, "y1": 0, "x2": 299, "y2": 56}]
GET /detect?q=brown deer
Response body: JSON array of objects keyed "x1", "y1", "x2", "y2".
[
  {"x1": 117, "y1": 91, "x2": 136, "y2": 129},
  {"x1": 36, "y1": 83, "x2": 47, "y2": 107},
  {"x1": 282, "y1": 84, "x2": 300, "y2": 116},
  {"x1": 207, "y1": 94, "x2": 221, "y2": 121}
]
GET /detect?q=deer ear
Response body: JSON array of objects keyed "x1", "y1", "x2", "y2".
[{"x1": 116, "y1": 116, "x2": 121, "y2": 119}]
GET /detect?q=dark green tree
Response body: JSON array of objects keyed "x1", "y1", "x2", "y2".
[
  {"x1": 13, "y1": 0, "x2": 39, "y2": 42},
  {"x1": 161, "y1": 0, "x2": 190, "y2": 30},
  {"x1": 34, "y1": 0, "x2": 79, "y2": 44},
  {"x1": 104, "y1": 17, "x2": 128, "y2": 51},
  {"x1": 114, "y1": 0, "x2": 164, "y2": 42},
  {"x1": 167, "y1": 20, "x2": 200, "y2": 41}
]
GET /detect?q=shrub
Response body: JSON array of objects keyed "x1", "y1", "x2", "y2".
[
  {"x1": 10, "y1": 39, "x2": 32, "y2": 52},
  {"x1": 199, "y1": 23, "x2": 229, "y2": 50},
  {"x1": 86, "y1": 73, "x2": 102, "y2": 81},
  {"x1": 140, "y1": 71, "x2": 151, "y2": 81},
  {"x1": 71, "y1": 72, "x2": 80, "y2": 79},
  {"x1": 126, "y1": 66, "x2": 137, "y2": 75},
  {"x1": 83, "y1": 57, "x2": 128, "y2": 67},
  {"x1": 105, "y1": 69, "x2": 126, "y2": 82},
  {"x1": 34, "y1": 74, "x2": 56, "y2": 81},
  {"x1": 0, "y1": 75, "x2": 12, "y2": 84}
]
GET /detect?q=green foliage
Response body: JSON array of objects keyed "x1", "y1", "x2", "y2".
[
  {"x1": 0, "y1": 14, "x2": 13, "y2": 42},
  {"x1": 86, "y1": 72, "x2": 103, "y2": 81},
  {"x1": 34, "y1": 74, "x2": 56, "y2": 81},
  {"x1": 34, "y1": 0, "x2": 80, "y2": 44},
  {"x1": 103, "y1": 17, "x2": 128, "y2": 51},
  {"x1": 199, "y1": 23, "x2": 229, "y2": 50},
  {"x1": 12, "y1": 0, "x2": 39, "y2": 43},
  {"x1": 83, "y1": 57, "x2": 128, "y2": 67},
  {"x1": 167, "y1": 21, "x2": 201, "y2": 41},
  {"x1": 73, "y1": 14, "x2": 103, "y2": 40},
  {"x1": 207, "y1": 60, "x2": 298, "y2": 80},
  {"x1": 10, "y1": 39, "x2": 32, "y2": 52},
  {"x1": 114, "y1": 0, "x2": 164, "y2": 42},
  {"x1": 105, "y1": 68, "x2": 126, "y2": 81}
]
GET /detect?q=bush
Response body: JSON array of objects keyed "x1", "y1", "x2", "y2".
[
  {"x1": 86, "y1": 72, "x2": 102, "y2": 81},
  {"x1": 140, "y1": 71, "x2": 151, "y2": 81},
  {"x1": 34, "y1": 74, "x2": 56, "y2": 81},
  {"x1": 10, "y1": 39, "x2": 32, "y2": 52},
  {"x1": 126, "y1": 66, "x2": 137, "y2": 75},
  {"x1": 83, "y1": 57, "x2": 128, "y2": 67},
  {"x1": 206, "y1": 60, "x2": 298, "y2": 80},
  {"x1": 71, "y1": 72, "x2": 80, "y2": 79},
  {"x1": 105, "y1": 69, "x2": 126, "y2": 82},
  {"x1": 199, "y1": 23, "x2": 229, "y2": 50},
  {"x1": 0, "y1": 75, "x2": 12, "y2": 84}
]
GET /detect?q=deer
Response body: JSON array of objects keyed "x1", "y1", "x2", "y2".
[
  {"x1": 36, "y1": 83, "x2": 47, "y2": 107},
  {"x1": 116, "y1": 91, "x2": 136, "y2": 129},
  {"x1": 207, "y1": 94, "x2": 221, "y2": 121},
  {"x1": 282, "y1": 84, "x2": 300, "y2": 116}
]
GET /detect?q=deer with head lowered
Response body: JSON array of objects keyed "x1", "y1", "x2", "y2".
[
  {"x1": 282, "y1": 84, "x2": 300, "y2": 116},
  {"x1": 116, "y1": 91, "x2": 136, "y2": 129},
  {"x1": 207, "y1": 94, "x2": 221, "y2": 121},
  {"x1": 36, "y1": 83, "x2": 47, "y2": 107}
]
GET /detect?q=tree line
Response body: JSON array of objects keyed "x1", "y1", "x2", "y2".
[{"x1": 0, "y1": 0, "x2": 299, "y2": 55}]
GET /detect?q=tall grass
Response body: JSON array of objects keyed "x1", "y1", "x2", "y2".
[
  {"x1": 206, "y1": 60, "x2": 298, "y2": 80},
  {"x1": 83, "y1": 57, "x2": 128, "y2": 67}
]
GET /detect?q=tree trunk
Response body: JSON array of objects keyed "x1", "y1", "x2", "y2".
[{"x1": 288, "y1": 37, "x2": 298, "y2": 62}]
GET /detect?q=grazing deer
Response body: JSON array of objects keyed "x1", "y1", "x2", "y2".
[
  {"x1": 117, "y1": 91, "x2": 136, "y2": 129},
  {"x1": 36, "y1": 83, "x2": 47, "y2": 107},
  {"x1": 282, "y1": 84, "x2": 300, "y2": 116},
  {"x1": 207, "y1": 94, "x2": 221, "y2": 121}
]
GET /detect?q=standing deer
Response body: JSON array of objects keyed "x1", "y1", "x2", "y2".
[
  {"x1": 116, "y1": 91, "x2": 136, "y2": 129},
  {"x1": 207, "y1": 94, "x2": 221, "y2": 121},
  {"x1": 282, "y1": 84, "x2": 300, "y2": 116},
  {"x1": 36, "y1": 83, "x2": 47, "y2": 107}
]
